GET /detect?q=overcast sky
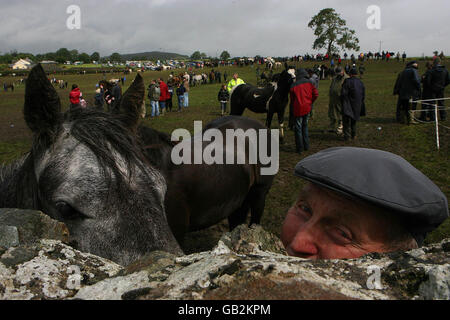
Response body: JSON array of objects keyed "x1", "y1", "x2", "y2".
[{"x1": 0, "y1": 0, "x2": 449, "y2": 58}]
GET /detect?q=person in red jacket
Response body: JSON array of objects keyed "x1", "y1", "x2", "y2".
[
  {"x1": 69, "y1": 84, "x2": 82, "y2": 110},
  {"x1": 158, "y1": 78, "x2": 169, "y2": 115},
  {"x1": 290, "y1": 69, "x2": 319, "y2": 155}
]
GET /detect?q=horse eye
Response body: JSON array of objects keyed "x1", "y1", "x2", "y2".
[{"x1": 55, "y1": 202, "x2": 83, "y2": 220}]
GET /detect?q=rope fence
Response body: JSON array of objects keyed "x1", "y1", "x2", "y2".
[{"x1": 409, "y1": 97, "x2": 449, "y2": 150}]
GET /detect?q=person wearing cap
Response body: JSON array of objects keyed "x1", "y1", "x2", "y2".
[
  {"x1": 281, "y1": 147, "x2": 449, "y2": 260},
  {"x1": 393, "y1": 61, "x2": 421, "y2": 124},
  {"x1": 341, "y1": 68, "x2": 365, "y2": 141},
  {"x1": 427, "y1": 57, "x2": 450, "y2": 121},
  {"x1": 290, "y1": 69, "x2": 319, "y2": 155},
  {"x1": 328, "y1": 67, "x2": 347, "y2": 135}
]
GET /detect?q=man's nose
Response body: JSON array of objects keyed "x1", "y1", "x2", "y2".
[{"x1": 288, "y1": 226, "x2": 319, "y2": 259}]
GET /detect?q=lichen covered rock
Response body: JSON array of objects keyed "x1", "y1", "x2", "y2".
[{"x1": 0, "y1": 210, "x2": 449, "y2": 300}]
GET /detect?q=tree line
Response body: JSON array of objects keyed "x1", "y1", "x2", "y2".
[{"x1": 0, "y1": 49, "x2": 123, "y2": 64}]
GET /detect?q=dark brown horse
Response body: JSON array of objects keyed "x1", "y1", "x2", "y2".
[{"x1": 138, "y1": 116, "x2": 277, "y2": 244}]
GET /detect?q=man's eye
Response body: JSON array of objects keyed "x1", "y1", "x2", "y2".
[
  {"x1": 297, "y1": 203, "x2": 312, "y2": 217},
  {"x1": 330, "y1": 227, "x2": 353, "y2": 243}
]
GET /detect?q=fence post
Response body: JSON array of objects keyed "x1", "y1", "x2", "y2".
[{"x1": 435, "y1": 104, "x2": 440, "y2": 150}]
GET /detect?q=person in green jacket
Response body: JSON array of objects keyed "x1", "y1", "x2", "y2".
[
  {"x1": 227, "y1": 73, "x2": 245, "y2": 93},
  {"x1": 328, "y1": 67, "x2": 347, "y2": 135}
]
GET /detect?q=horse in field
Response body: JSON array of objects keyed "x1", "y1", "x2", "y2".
[
  {"x1": 0, "y1": 64, "x2": 182, "y2": 265},
  {"x1": 3, "y1": 83, "x2": 15, "y2": 91},
  {"x1": 229, "y1": 63, "x2": 296, "y2": 143},
  {"x1": 192, "y1": 74, "x2": 203, "y2": 86},
  {"x1": 138, "y1": 116, "x2": 276, "y2": 245}
]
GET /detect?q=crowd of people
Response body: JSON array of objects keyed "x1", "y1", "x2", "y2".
[
  {"x1": 287, "y1": 65, "x2": 365, "y2": 155},
  {"x1": 394, "y1": 57, "x2": 449, "y2": 124},
  {"x1": 65, "y1": 54, "x2": 448, "y2": 154},
  {"x1": 146, "y1": 74, "x2": 191, "y2": 117}
]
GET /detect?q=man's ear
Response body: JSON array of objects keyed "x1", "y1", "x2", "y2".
[
  {"x1": 115, "y1": 73, "x2": 144, "y2": 131},
  {"x1": 24, "y1": 64, "x2": 62, "y2": 138}
]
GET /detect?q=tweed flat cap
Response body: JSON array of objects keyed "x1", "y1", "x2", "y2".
[{"x1": 294, "y1": 147, "x2": 449, "y2": 246}]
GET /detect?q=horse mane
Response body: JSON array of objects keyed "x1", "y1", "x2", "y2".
[
  {"x1": 63, "y1": 108, "x2": 152, "y2": 194},
  {"x1": 137, "y1": 125, "x2": 175, "y2": 173},
  {"x1": 0, "y1": 154, "x2": 40, "y2": 209}
]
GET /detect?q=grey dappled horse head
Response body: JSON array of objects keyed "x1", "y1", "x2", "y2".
[{"x1": 2, "y1": 64, "x2": 182, "y2": 265}]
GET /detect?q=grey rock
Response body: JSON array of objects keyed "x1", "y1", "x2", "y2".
[
  {"x1": 219, "y1": 224, "x2": 286, "y2": 255},
  {"x1": 0, "y1": 209, "x2": 69, "y2": 245},
  {"x1": 0, "y1": 218, "x2": 449, "y2": 301},
  {"x1": 74, "y1": 271, "x2": 155, "y2": 300},
  {"x1": 0, "y1": 226, "x2": 19, "y2": 248},
  {"x1": 0, "y1": 239, "x2": 122, "y2": 300},
  {"x1": 418, "y1": 265, "x2": 450, "y2": 300}
]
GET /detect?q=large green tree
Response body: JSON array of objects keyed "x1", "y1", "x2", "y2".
[
  {"x1": 90, "y1": 52, "x2": 100, "y2": 62},
  {"x1": 191, "y1": 51, "x2": 201, "y2": 60},
  {"x1": 110, "y1": 52, "x2": 122, "y2": 62},
  {"x1": 78, "y1": 52, "x2": 91, "y2": 64},
  {"x1": 220, "y1": 50, "x2": 230, "y2": 60},
  {"x1": 55, "y1": 48, "x2": 71, "y2": 63},
  {"x1": 308, "y1": 8, "x2": 360, "y2": 55}
]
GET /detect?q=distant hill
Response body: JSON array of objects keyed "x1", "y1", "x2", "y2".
[{"x1": 120, "y1": 51, "x2": 189, "y2": 61}]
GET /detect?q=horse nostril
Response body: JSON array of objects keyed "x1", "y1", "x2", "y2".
[{"x1": 55, "y1": 201, "x2": 83, "y2": 220}]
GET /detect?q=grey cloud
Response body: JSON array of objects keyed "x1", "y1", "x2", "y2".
[{"x1": 0, "y1": 0, "x2": 448, "y2": 57}]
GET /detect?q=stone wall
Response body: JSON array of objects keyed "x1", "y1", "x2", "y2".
[{"x1": 0, "y1": 209, "x2": 449, "y2": 300}]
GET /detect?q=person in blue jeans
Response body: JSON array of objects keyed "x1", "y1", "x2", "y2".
[
  {"x1": 294, "y1": 116, "x2": 309, "y2": 153},
  {"x1": 290, "y1": 69, "x2": 319, "y2": 155},
  {"x1": 183, "y1": 77, "x2": 190, "y2": 108},
  {"x1": 176, "y1": 83, "x2": 186, "y2": 112},
  {"x1": 148, "y1": 80, "x2": 160, "y2": 117}
]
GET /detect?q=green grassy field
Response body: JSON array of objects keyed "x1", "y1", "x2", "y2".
[{"x1": 0, "y1": 60, "x2": 449, "y2": 250}]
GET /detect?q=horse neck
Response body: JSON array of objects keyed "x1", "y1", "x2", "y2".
[
  {"x1": 0, "y1": 154, "x2": 39, "y2": 209},
  {"x1": 276, "y1": 77, "x2": 292, "y2": 95},
  {"x1": 138, "y1": 126, "x2": 175, "y2": 175}
]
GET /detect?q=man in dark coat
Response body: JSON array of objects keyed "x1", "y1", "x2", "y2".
[
  {"x1": 328, "y1": 67, "x2": 347, "y2": 135},
  {"x1": 341, "y1": 68, "x2": 365, "y2": 141},
  {"x1": 428, "y1": 58, "x2": 450, "y2": 121},
  {"x1": 393, "y1": 61, "x2": 421, "y2": 124},
  {"x1": 419, "y1": 62, "x2": 434, "y2": 121},
  {"x1": 111, "y1": 81, "x2": 122, "y2": 114}
]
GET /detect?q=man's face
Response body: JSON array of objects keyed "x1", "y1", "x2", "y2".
[
  {"x1": 233, "y1": 74, "x2": 238, "y2": 80},
  {"x1": 281, "y1": 183, "x2": 393, "y2": 260}
]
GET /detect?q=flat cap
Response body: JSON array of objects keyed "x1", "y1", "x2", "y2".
[{"x1": 294, "y1": 147, "x2": 449, "y2": 246}]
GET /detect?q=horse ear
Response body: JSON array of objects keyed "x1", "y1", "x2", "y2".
[
  {"x1": 284, "y1": 62, "x2": 289, "y2": 70},
  {"x1": 116, "y1": 73, "x2": 144, "y2": 131},
  {"x1": 24, "y1": 64, "x2": 62, "y2": 136}
]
